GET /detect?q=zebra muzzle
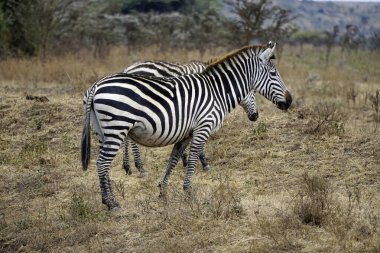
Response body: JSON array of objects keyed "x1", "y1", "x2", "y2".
[
  {"x1": 277, "y1": 90, "x2": 292, "y2": 110},
  {"x1": 248, "y1": 112, "x2": 259, "y2": 121}
]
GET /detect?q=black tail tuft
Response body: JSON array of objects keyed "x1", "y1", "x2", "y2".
[{"x1": 81, "y1": 117, "x2": 91, "y2": 171}]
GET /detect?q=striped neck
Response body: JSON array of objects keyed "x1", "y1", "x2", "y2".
[{"x1": 205, "y1": 46, "x2": 265, "y2": 114}]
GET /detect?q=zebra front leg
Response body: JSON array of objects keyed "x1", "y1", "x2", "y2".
[
  {"x1": 159, "y1": 139, "x2": 191, "y2": 198},
  {"x1": 122, "y1": 138, "x2": 132, "y2": 175},
  {"x1": 131, "y1": 141, "x2": 148, "y2": 177},
  {"x1": 98, "y1": 139, "x2": 122, "y2": 210}
]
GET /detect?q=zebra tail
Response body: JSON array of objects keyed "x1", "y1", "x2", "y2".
[{"x1": 81, "y1": 86, "x2": 96, "y2": 171}]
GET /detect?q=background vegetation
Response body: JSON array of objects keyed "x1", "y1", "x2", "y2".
[
  {"x1": 1, "y1": 0, "x2": 379, "y2": 59},
  {"x1": 0, "y1": 0, "x2": 379, "y2": 252}
]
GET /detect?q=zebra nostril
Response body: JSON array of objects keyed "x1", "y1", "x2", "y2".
[{"x1": 248, "y1": 112, "x2": 259, "y2": 121}]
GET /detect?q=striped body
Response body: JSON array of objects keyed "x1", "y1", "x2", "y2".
[
  {"x1": 122, "y1": 61, "x2": 213, "y2": 174},
  {"x1": 81, "y1": 42, "x2": 292, "y2": 210},
  {"x1": 83, "y1": 60, "x2": 259, "y2": 176},
  {"x1": 122, "y1": 60, "x2": 258, "y2": 174}
]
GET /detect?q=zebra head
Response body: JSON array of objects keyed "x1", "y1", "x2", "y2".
[
  {"x1": 240, "y1": 91, "x2": 259, "y2": 121},
  {"x1": 255, "y1": 42, "x2": 292, "y2": 110}
]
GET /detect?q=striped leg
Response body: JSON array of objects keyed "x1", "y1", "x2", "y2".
[
  {"x1": 159, "y1": 138, "x2": 191, "y2": 198},
  {"x1": 199, "y1": 148, "x2": 210, "y2": 171},
  {"x1": 98, "y1": 138, "x2": 122, "y2": 210},
  {"x1": 131, "y1": 142, "x2": 148, "y2": 177},
  {"x1": 183, "y1": 133, "x2": 209, "y2": 192},
  {"x1": 181, "y1": 147, "x2": 210, "y2": 171},
  {"x1": 123, "y1": 139, "x2": 132, "y2": 175},
  {"x1": 181, "y1": 150, "x2": 188, "y2": 168}
]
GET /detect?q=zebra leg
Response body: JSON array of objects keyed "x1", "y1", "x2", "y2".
[
  {"x1": 183, "y1": 135, "x2": 208, "y2": 193},
  {"x1": 182, "y1": 146, "x2": 210, "y2": 171},
  {"x1": 97, "y1": 139, "x2": 122, "y2": 210},
  {"x1": 131, "y1": 142, "x2": 148, "y2": 177},
  {"x1": 181, "y1": 149, "x2": 188, "y2": 168},
  {"x1": 159, "y1": 138, "x2": 191, "y2": 198},
  {"x1": 122, "y1": 138, "x2": 132, "y2": 175},
  {"x1": 199, "y1": 147, "x2": 210, "y2": 171}
]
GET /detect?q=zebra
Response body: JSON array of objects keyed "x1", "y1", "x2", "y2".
[
  {"x1": 81, "y1": 42, "x2": 292, "y2": 210},
  {"x1": 121, "y1": 60, "x2": 259, "y2": 175},
  {"x1": 83, "y1": 60, "x2": 259, "y2": 177}
]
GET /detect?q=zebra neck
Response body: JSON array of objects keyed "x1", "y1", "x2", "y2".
[{"x1": 207, "y1": 60, "x2": 252, "y2": 114}]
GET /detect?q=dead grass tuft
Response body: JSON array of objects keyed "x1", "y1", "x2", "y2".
[
  {"x1": 298, "y1": 103, "x2": 346, "y2": 136},
  {"x1": 325, "y1": 187, "x2": 380, "y2": 252},
  {"x1": 368, "y1": 89, "x2": 380, "y2": 130},
  {"x1": 254, "y1": 209, "x2": 302, "y2": 252},
  {"x1": 293, "y1": 172, "x2": 333, "y2": 226},
  {"x1": 191, "y1": 174, "x2": 244, "y2": 219}
]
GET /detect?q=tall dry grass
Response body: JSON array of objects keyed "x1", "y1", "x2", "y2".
[{"x1": 0, "y1": 46, "x2": 215, "y2": 93}]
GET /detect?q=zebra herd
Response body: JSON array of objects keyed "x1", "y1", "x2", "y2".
[{"x1": 81, "y1": 41, "x2": 292, "y2": 210}]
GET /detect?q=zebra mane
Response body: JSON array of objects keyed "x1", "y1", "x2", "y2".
[{"x1": 205, "y1": 44, "x2": 275, "y2": 69}]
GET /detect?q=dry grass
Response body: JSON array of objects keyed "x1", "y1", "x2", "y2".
[{"x1": 0, "y1": 46, "x2": 379, "y2": 252}]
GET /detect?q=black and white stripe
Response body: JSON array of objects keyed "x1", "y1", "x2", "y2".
[
  {"x1": 81, "y1": 42, "x2": 292, "y2": 210},
  {"x1": 124, "y1": 60, "x2": 206, "y2": 77}
]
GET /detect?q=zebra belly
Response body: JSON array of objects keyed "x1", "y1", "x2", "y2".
[
  {"x1": 128, "y1": 127, "x2": 163, "y2": 147},
  {"x1": 128, "y1": 122, "x2": 192, "y2": 147}
]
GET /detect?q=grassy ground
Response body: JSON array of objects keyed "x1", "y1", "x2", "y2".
[{"x1": 0, "y1": 46, "x2": 379, "y2": 252}]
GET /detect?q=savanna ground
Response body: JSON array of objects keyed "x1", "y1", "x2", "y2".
[{"x1": 0, "y1": 45, "x2": 379, "y2": 252}]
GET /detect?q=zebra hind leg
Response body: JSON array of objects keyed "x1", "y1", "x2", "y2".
[
  {"x1": 98, "y1": 139, "x2": 122, "y2": 210},
  {"x1": 159, "y1": 138, "x2": 191, "y2": 198},
  {"x1": 181, "y1": 149, "x2": 188, "y2": 168},
  {"x1": 199, "y1": 147, "x2": 210, "y2": 171},
  {"x1": 182, "y1": 146, "x2": 210, "y2": 171},
  {"x1": 183, "y1": 135, "x2": 208, "y2": 195},
  {"x1": 131, "y1": 142, "x2": 148, "y2": 177},
  {"x1": 123, "y1": 138, "x2": 132, "y2": 175}
]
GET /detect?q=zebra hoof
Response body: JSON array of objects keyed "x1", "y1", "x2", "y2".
[
  {"x1": 158, "y1": 191, "x2": 166, "y2": 198},
  {"x1": 124, "y1": 166, "x2": 132, "y2": 175},
  {"x1": 103, "y1": 199, "x2": 121, "y2": 211},
  {"x1": 203, "y1": 165, "x2": 211, "y2": 172},
  {"x1": 110, "y1": 204, "x2": 121, "y2": 211},
  {"x1": 138, "y1": 171, "x2": 149, "y2": 178},
  {"x1": 158, "y1": 183, "x2": 167, "y2": 199},
  {"x1": 158, "y1": 189, "x2": 168, "y2": 200},
  {"x1": 183, "y1": 186, "x2": 194, "y2": 201}
]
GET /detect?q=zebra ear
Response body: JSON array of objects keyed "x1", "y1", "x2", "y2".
[
  {"x1": 260, "y1": 42, "x2": 276, "y2": 63},
  {"x1": 270, "y1": 42, "x2": 276, "y2": 52},
  {"x1": 259, "y1": 48, "x2": 272, "y2": 63}
]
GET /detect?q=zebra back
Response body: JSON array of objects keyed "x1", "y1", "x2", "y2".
[{"x1": 123, "y1": 60, "x2": 207, "y2": 78}]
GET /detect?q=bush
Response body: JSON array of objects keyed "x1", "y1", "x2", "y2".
[
  {"x1": 298, "y1": 103, "x2": 346, "y2": 136},
  {"x1": 293, "y1": 173, "x2": 333, "y2": 226}
]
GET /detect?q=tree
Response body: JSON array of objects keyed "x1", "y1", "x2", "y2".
[
  {"x1": 0, "y1": 2, "x2": 10, "y2": 58},
  {"x1": 0, "y1": 0, "x2": 75, "y2": 58},
  {"x1": 120, "y1": 0, "x2": 220, "y2": 14},
  {"x1": 368, "y1": 31, "x2": 380, "y2": 53},
  {"x1": 223, "y1": 0, "x2": 297, "y2": 48},
  {"x1": 291, "y1": 31, "x2": 325, "y2": 50},
  {"x1": 180, "y1": 8, "x2": 227, "y2": 56},
  {"x1": 323, "y1": 25, "x2": 339, "y2": 66},
  {"x1": 341, "y1": 24, "x2": 361, "y2": 53}
]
